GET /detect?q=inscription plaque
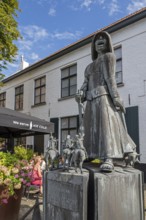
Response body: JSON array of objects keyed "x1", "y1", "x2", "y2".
[
  {"x1": 47, "y1": 180, "x2": 80, "y2": 211},
  {"x1": 43, "y1": 170, "x2": 89, "y2": 220}
]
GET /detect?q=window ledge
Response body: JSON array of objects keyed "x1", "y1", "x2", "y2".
[
  {"x1": 58, "y1": 95, "x2": 75, "y2": 101},
  {"x1": 15, "y1": 109, "x2": 23, "y2": 111},
  {"x1": 117, "y1": 83, "x2": 124, "y2": 87},
  {"x1": 31, "y1": 102, "x2": 46, "y2": 108}
]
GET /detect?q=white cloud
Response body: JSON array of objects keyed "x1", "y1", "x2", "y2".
[
  {"x1": 7, "y1": 62, "x2": 19, "y2": 68},
  {"x1": 35, "y1": 0, "x2": 48, "y2": 5},
  {"x1": 48, "y1": 8, "x2": 56, "y2": 16},
  {"x1": 98, "y1": 0, "x2": 105, "y2": 4},
  {"x1": 30, "y1": 52, "x2": 40, "y2": 61},
  {"x1": 81, "y1": 0, "x2": 94, "y2": 10},
  {"x1": 18, "y1": 39, "x2": 33, "y2": 51},
  {"x1": 127, "y1": 0, "x2": 146, "y2": 13},
  {"x1": 20, "y1": 25, "x2": 49, "y2": 42},
  {"x1": 108, "y1": 0, "x2": 120, "y2": 16},
  {"x1": 50, "y1": 30, "x2": 83, "y2": 40},
  {"x1": 69, "y1": 0, "x2": 120, "y2": 15},
  {"x1": 70, "y1": 0, "x2": 96, "y2": 11}
]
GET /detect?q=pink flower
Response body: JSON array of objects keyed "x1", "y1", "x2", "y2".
[
  {"x1": 26, "y1": 183, "x2": 31, "y2": 186},
  {"x1": 23, "y1": 180, "x2": 26, "y2": 184},
  {"x1": 15, "y1": 174, "x2": 19, "y2": 178},
  {"x1": 2, "y1": 198, "x2": 8, "y2": 204}
]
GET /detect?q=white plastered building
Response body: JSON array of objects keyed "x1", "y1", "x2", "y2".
[{"x1": 1, "y1": 8, "x2": 146, "y2": 163}]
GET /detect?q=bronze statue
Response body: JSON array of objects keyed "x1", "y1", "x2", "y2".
[
  {"x1": 45, "y1": 134, "x2": 59, "y2": 170},
  {"x1": 71, "y1": 133, "x2": 87, "y2": 174},
  {"x1": 62, "y1": 135, "x2": 74, "y2": 170},
  {"x1": 75, "y1": 31, "x2": 136, "y2": 172}
]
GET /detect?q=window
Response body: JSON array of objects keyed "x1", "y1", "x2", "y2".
[
  {"x1": 34, "y1": 76, "x2": 46, "y2": 105},
  {"x1": 14, "y1": 137, "x2": 26, "y2": 147},
  {"x1": 61, "y1": 64, "x2": 77, "y2": 98},
  {"x1": 114, "y1": 46, "x2": 122, "y2": 84},
  {"x1": 15, "y1": 85, "x2": 23, "y2": 110},
  {"x1": 0, "y1": 92, "x2": 6, "y2": 107},
  {"x1": 61, "y1": 116, "x2": 78, "y2": 151}
]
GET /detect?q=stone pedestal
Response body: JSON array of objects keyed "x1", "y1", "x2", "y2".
[
  {"x1": 84, "y1": 164, "x2": 144, "y2": 220},
  {"x1": 43, "y1": 169, "x2": 89, "y2": 220},
  {"x1": 43, "y1": 165, "x2": 144, "y2": 220}
]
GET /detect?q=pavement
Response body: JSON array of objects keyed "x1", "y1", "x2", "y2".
[{"x1": 19, "y1": 195, "x2": 43, "y2": 220}]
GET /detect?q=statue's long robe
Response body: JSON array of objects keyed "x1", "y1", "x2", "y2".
[{"x1": 81, "y1": 52, "x2": 136, "y2": 159}]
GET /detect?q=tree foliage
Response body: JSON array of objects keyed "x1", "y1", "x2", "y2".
[{"x1": 0, "y1": 0, "x2": 21, "y2": 74}]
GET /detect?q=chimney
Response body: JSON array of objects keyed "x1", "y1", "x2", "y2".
[{"x1": 19, "y1": 55, "x2": 29, "y2": 70}]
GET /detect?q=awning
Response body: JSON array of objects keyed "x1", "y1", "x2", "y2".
[{"x1": 0, "y1": 107, "x2": 54, "y2": 138}]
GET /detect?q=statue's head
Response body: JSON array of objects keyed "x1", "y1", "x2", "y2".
[
  {"x1": 67, "y1": 135, "x2": 70, "y2": 139},
  {"x1": 91, "y1": 31, "x2": 114, "y2": 61}
]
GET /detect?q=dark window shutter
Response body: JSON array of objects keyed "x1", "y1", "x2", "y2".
[
  {"x1": 50, "y1": 118, "x2": 59, "y2": 139},
  {"x1": 125, "y1": 106, "x2": 139, "y2": 153}
]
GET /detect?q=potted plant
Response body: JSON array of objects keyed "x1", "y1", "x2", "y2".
[{"x1": 0, "y1": 146, "x2": 34, "y2": 220}]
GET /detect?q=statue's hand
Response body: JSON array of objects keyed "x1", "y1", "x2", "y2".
[
  {"x1": 113, "y1": 97, "x2": 125, "y2": 113},
  {"x1": 75, "y1": 90, "x2": 83, "y2": 103}
]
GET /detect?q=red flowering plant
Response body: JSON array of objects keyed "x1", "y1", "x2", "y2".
[{"x1": 0, "y1": 146, "x2": 34, "y2": 205}]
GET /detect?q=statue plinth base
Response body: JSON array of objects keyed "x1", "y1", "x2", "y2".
[
  {"x1": 43, "y1": 165, "x2": 144, "y2": 220},
  {"x1": 84, "y1": 163, "x2": 144, "y2": 220},
  {"x1": 43, "y1": 169, "x2": 89, "y2": 220}
]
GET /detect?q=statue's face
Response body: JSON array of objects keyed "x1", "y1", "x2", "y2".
[{"x1": 95, "y1": 34, "x2": 107, "y2": 53}]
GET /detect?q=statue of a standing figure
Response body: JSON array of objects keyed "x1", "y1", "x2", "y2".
[{"x1": 75, "y1": 31, "x2": 136, "y2": 172}]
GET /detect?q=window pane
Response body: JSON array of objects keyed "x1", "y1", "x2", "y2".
[
  {"x1": 41, "y1": 86, "x2": 46, "y2": 95},
  {"x1": 70, "y1": 85, "x2": 77, "y2": 96},
  {"x1": 35, "y1": 88, "x2": 41, "y2": 96},
  {"x1": 15, "y1": 102, "x2": 19, "y2": 110},
  {"x1": 61, "y1": 118, "x2": 68, "y2": 129},
  {"x1": 41, "y1": 77, "x2": 46, "y2": 86},
  {"x1": 20, "y1": 102, "x2": 23, "y2": 109},
  {"x1": 41, "y1": 94, "x2": 45, "y2": 102},
  {"x1": 70, "y1": 76, "x2": 77, "y2": 86},
  {"x1": 61, "y1": 130, "x2": 69, "y2": 143},
  {"x1": 0, "y1": 92, "x2": 5, "y2": 100},
  {"x1": 61, "y1": 68, "x2": 69, "y2": 78},
  {"x1": 62, "y1": 79, "x2": 69, "y2": 88},
  {"x1": 20, "y1": 94, "x2": 23, "y2": 99},
  {"x1": 15, "y1": 95, "x2": 19, "y2": 102},
  {"x1": 116, "y1": 72, "x2": 122, "y2": 84},
  {"x1": 70, "y1": 129, "x2": 77, "y2": 139},
  {"x1": 0, "y1": 101, "x2": 4, "y2": 107},
  {"x1": 116, "y1": 60, "x2": 122, "y2": 72},
  {"x1": 70, "y1": 65, "x2": 77, "y2": 76},
  {"x1": 35, "y1": 96, "x2": 40, "y2": 104},
  {"x1": 62, "y1": 88, "x2": 69, "y2": 97},
  {"x1": 35, "y1": 79, "x2": 40, "y2": 87},
  {"x1": 20, "y1": 86, "x2": 23, "y2": 93},
  {"x1": 15, "y1": 87, "x2": 20, "y2": 95},
  {"x1": 69, "y1": 117, "x2": 77, "y2": 128},
  {"x1": 114, "y1": 47, "x2": 122, "y2": 60}
]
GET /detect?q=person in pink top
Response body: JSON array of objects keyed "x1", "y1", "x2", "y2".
[{"x1": 31, "y1": 156, "x2": 43, "y2": 194}]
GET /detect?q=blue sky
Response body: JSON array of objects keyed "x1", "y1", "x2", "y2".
[{"x1": 4, "y1": 0, "x2": 146, "y2": 77}]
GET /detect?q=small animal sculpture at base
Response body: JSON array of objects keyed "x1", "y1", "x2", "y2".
[{"x1": 124, "y1": 152, "x2": 141, "y2": 167}]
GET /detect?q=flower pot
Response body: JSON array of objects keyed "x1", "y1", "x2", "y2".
[{"x1": 0, "y1": 187, "x2": 23, "y2": 220}]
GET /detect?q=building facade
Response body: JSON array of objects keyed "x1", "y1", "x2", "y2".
[{"x1": 1, "y1": 8, "x2": 146, "y2": 162}]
